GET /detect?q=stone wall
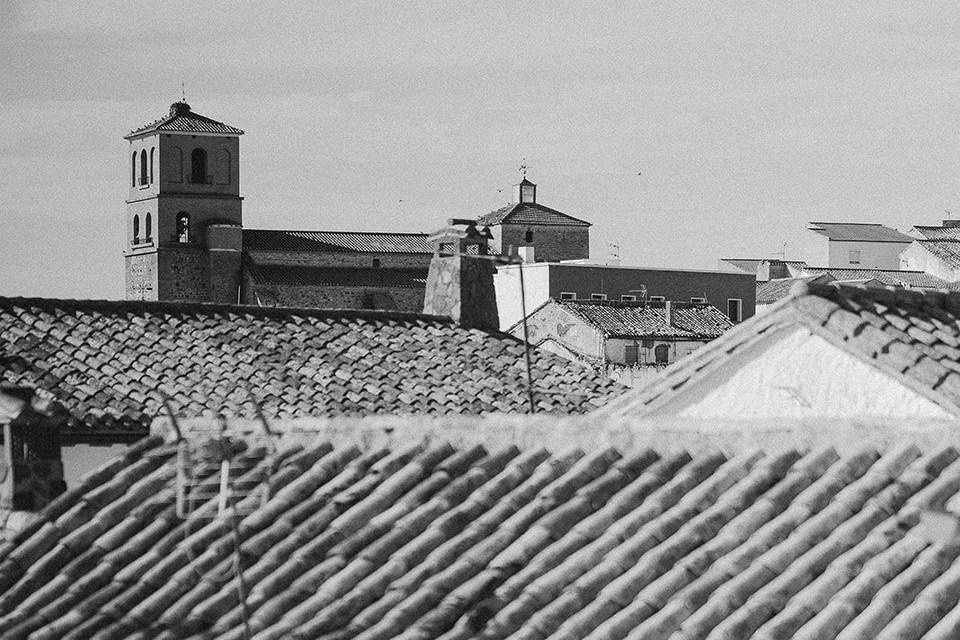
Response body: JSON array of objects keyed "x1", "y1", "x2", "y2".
[
  {"x1": 248, "y1": 250, "x2": 430, "y2": 270},
  {"x1": 243, "y1": 277, "x2": 424, "y2": 311},
  {"x1": 125, "y1": 252, "x2": 158, "y2": 300},
  {"x1": 422, "y1": 253, "x2": 498, "y2": 329},
  {"x1": 157, "y1": 246, "x2": 208, "y2": 301}
]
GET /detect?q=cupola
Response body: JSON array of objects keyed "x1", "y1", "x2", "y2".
[{"x1": 513, "y1": 178, "x2": 537, "y2": 204}]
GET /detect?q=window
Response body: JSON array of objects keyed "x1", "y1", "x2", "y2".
[
  {"x1": 649, "y1": 296, "x2": 665, "y2": 303},
  {"x1": 625, "y1": 344, "x2": 639, "y2": 365},
  {"x1": 591, "y1": 293, "x2": 607, "y2": 301},
  {"x1": 642, "y1": 338, "x2": 654, "y2": 349},
  {"x1": 691, "y1": 297, "x2": 706, "y2": 303},
  {"x1": 559, "y1": 292, "x2": 577, "y2": 300},
  {"x1": 149, "y1": 147, "x2": 155, "y2": 183},
  {"x1": 655, "y1": 344, "x2": 670, "y2": 364},
  {"x1": 139, "y1": 149, "x2": 148, "y2": 185},
  {"x1": 524, "y1": 230, "x2": 534, "y2": 243},
  {"x1": 621, "y1": 294, "x2": 637, "y2": 302},
  {"x1": 849, "y1": 249, "x2": 861, "y2": 265},
  {"x1": 133, "y1": 214, "x2": 140, "y2": 242},
  {"x1": 190, "y1": 148, "x2": 207, "y2": 183},
  {"x1": 372, "y1": 258, "x2": 381, "y2": 268},
  {"x1": 145, "y1": 213, "x2": 152, "y2": 239},
  {"x1": 176, "y1": 212, "x2": 190, "y2": 243},
  {"x1": 727, "y1": 298, "x2": 742, "y2": 322},
  {"x1": 131, "y1": 152, "x2": 136, "y2": 187}
]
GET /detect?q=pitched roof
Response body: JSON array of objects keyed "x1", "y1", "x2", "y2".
[
  {"x1": 913, "y1": 225, "x2": 960, "y2": 240},
  {"x1": 808, "y1": 222, "x2": 913, "y2": 243},
  {"x1": 243, "y1": 229, "x2": 433, "y2": 254},
  {"x1": 602, "y1": 283, "x2": 960, "y2": 417},
  {"x1": 244, "y1": 263, "x2": 427, "y2": 289},
  {"x1": 2, "y1": 422, "x2": 960, "y2": 639},
  {"x1": 0, "y1": 297, "x2": 625, "y2": 440},
  {"x1": 524, "y1": 299, "x2": 733, "y2": 340},
  {"x1": 801, "y1": 266, "x2": 950, "y2": 288},
  {"x1": 125, "y1": 102, "x2": 244, "y2": 138},
  {"x1": 477, "y1": 202, "x2": 591, "y2": 227},
  {"x1": 914, "y1": 240, "x2": 960, "y2": 271},
  {"x1": 756, "y1": 274, "x2": 834, "y2": 304}
]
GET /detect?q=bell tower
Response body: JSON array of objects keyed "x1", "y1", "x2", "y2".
[{"x1": 123, "y1": 101, "x2": 245, "y2": 302}]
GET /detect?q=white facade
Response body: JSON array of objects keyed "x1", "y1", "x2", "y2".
[
  {"x1": 647, "y1": 327, "x2": 953, "y2": 419},
  {"x1": 824, "y1": 239, "x2": 910, "y2": 270},
  {"x1": 900, "y1": 242, "x2": 960, "y2": 282},
  {"x1": 494, "y1": 263, "x2": 551, "y2": 330}
]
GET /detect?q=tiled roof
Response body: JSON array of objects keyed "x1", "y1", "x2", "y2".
[
  {"x1": 801, "y1": 267, "x2": 950, "y2": 289},
  {"x1": 245, "y1": 263, "x2": 428, "y2": 289},
  {"x1": 529, "y1": 299, "x2": 733, "y2": 340},
  {"x1": 720, "y1": 258, "x2": 807, "y2": 274},
  {"x1": 603, "y1": 283, "x2": 960, "y2": 417},
  {"x1": 756, "y1": 274, "x2": 834, "y2": 305},
  {"x1": 913, "y1": 225, "x2": 960, "y2": 240},
  {"x1": 915, "y1": 240, "x2": 960, "y2": 271},
  {"x1": 477, "y1": 203, "x2": 591, "y2": 227},
  {"x1": 3, "y1": 427, "x2": 960, "y2": 639},
  {"x1": 808, "y1": 222, "x2": 913, "y2": 243},
  {"x1": 243, "y1": 230, "x2": 433, "y2": 254},
  {"x1": 0, "y1": 297, "x2": 625, "y2": 439},
  {"x1": 125, "y1": 102, "x2": 244, "y2": 138}
]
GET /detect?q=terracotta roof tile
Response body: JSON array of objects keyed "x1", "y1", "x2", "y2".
[
  {"x1": 808, "y1": 222, "x2": 913, "y2": 243},
  {"x1": 0, "y1": 298, "x2": 625, "y2": 439},
  {"x1": 243, "y1": 230, "x2": 433, "y2": 254},
  {"x1": 125, "y1": 103, "x2": 244, "y2": 138},
  {"x1": 5, "y1": 432, "x2": 960, "y2": 638},
  {"x1": 525, "y1": 300, "x2": 733, "y2": 340},
  {"x1": 477, "y1": 203, "x2": 591, "y2": 227}
]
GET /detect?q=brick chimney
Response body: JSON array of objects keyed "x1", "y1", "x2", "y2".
[
  {"x1": 423, "y1": 219, "x2": 499, "y2": 330},
  {"x1": 0, "y1": 387, "x2": 67, "y2": 513}
]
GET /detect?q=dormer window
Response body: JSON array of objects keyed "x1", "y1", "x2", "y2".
[{"x1": 190, "y1": 148, "x2": 207, "y2": 184}]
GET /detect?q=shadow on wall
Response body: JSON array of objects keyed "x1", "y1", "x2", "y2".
[{"x1": 604, "y1": 363, "x2": 669, "y2": 388}]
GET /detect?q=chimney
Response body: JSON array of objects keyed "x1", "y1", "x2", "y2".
[
  {"x1": 1, "y1": 387, "x2": 67, "y2": 513},
  {"x1": 423, "y1": 219, "x2": 499, "y2": 330},
  {"x1": 944, "y1": 219, "x2": 960, "y2": 228},
  {"x1": 665, "y1": 300, "x2": 674, "y2": 328},
  {"x1": 517, "y1": 246, "x2": 536, "y2": 263},
  {"x1": 512, "y1": 178, "x2": 537, "y2": 204}
]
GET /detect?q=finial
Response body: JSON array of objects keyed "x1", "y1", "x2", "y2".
[{"x1": 181, "y1": 80, "x2": 185, "y2": 102}]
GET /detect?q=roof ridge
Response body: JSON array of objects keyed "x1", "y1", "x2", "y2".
[{"x1": 244, "y1": 229, "x2": 430, "y2": 237}]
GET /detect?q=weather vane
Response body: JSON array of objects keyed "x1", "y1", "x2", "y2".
[
  {"x1": 519, "y1": 158, "x2": 529, "y2": 178},
  {"x1": 181, "y1": 80, "x2": 186, "y2": 102}
]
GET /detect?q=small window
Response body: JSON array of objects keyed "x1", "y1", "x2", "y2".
[
  {"x1": 149, "y1": 147, "x2": 155, "y2": 183},
  {"x1": 691, "y1": 297, "x2": 706, "y2": 303},
  {"x1": 524, "y1": 230, "x2": 534, "y2": 243},
  {"x1": 621, "y1": 294, "x2": 637, "y2": 302},
  {"x1": 190, "y1": 148, "x2": 207, "y2": 184},
  {"x1": 591, "y1": 293, "x2": 607, "y2": 301},
  {"x1": 649, "y1": 296, "x2": 665, "y2": 303},
  {"x1": 133, "y1": 214, "x2": 140, "y2": 242},
  {"x1": 625, "y1": 344, "x2": 639, "y2": 365},
  {"x1": 372, "y1": 258, "x2": 381, "y2": 268},
  {"x1": 727, "y1": 298, "x2": 742, "y2": 322},
  {"x1": 655, "y1": 344, "x2": 670, "y2": 364},
  {"x1": 559, "y1": 292, "x2": 577, "y2": 300},
  {"x1": 145, "y1": 213, "x2": 152, "y2": 239},
  {"x1": 176, "y1": 212, "x2": 190, "y2": 243},
  {"x1": 131, "y1": 152, "x2": 137, "y2": 187},
  {"x1": 139, "y1": 149, "x2": 148, "y2": 185}
]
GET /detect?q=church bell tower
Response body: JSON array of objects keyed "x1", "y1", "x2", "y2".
[{"x1": 123, "y1": 101, "x2": 245, "y2": 302}]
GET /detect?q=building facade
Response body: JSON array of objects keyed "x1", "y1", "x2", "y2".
[
  {"x1": 495, "y1": 261, "x2": 756, "y2": 330},
  {"x1": 807, "y1": 221, "x2": 913, "y2": 270}
]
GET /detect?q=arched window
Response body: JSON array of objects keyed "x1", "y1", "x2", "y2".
[
  {"x1": 145, "y1": 213, "x2": 152, "y2": 239},
  {"x1": 139, "y1": 149, "x2": 147, "y2": 185},
  {"x1": 176, "y1": 212, "x2": 190, "y2": 243},
  {"x1": 524, "y1": 230, "x2": 534, "y2": 243},
  {"x1": 133, "y1": 214, "x2": 140, "y2": 242},
  {"x1": 131, "y1": 152, "x2": 137, "y2": 187},
  {"x1": 191, "y1": 148, "x2": 207, "y2": 184},
  {"x1": 149, "y1": 147, "x2": 155, "y2": 183}
]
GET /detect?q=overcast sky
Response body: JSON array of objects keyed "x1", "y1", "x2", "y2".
[{"x1": 3, "y1": 1, "x2": 960, "y2": 298}]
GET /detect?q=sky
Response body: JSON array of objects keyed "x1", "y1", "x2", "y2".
[{"x1": 3, "y1": 1, "x2": 960, "y2": 299}]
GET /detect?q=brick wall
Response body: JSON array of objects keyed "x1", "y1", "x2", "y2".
[{"x1": 498, "y1": 224, "x2": 590, "y2": 262}]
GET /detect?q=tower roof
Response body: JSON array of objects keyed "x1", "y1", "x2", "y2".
[
  {"x1": 124, "y1": 102, "x2": 245, "y2": 139},
  {"x1": 477, "y1": 202, "x2": 591, "y2": 227}
]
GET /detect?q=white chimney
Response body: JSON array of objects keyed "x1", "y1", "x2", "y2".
[
  {"x1": 518, "y1": 246, "x2": 536, "y2": 263},
  {"x1": 665, "y1": 300, "x2": 674, "y2": 327}
]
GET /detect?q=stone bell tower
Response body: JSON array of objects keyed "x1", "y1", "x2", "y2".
[{"x1": 123, "y1": 101, "x2": 245, "y2": 303}]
